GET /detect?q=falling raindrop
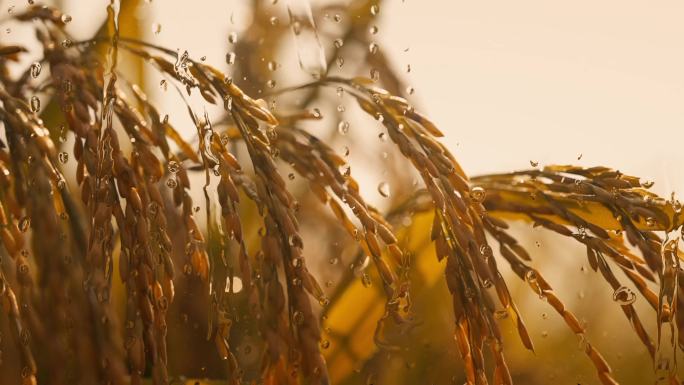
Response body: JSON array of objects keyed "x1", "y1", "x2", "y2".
[
  {"x1": 30, "y1": 62, "x2": 41, "y2": 78},
  {"x1": 370, "y1": 68, "x2": 379, "y2": 81},
  {"x1": 370, "y1": 4, "x2": 379, "y2": 16},
  {"x1": 368, "y1": 42, "x2": 379, "y2": 54},
  {"x1": 228, "y1": 32, "x2": 238, "y2": 44},
  {"x1": 377, "y1": 181, "x2": 390, "y2": 198},
  {"x1": 30, "y1": 96, "x2": 40, "y2": 112}
]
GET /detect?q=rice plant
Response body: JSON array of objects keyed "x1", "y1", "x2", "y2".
[{"x1": 0, "y1": 1, "x2": 681, "y2": 384}]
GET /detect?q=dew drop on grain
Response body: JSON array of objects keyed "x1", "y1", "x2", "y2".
[
  {"x1": 167, "y1": 160, "x2": 180, "y2": 173},
  {"x1": 612, "y1": 286, "x2": 636, "y2": 305},
  {"x1": 470, "y1": 186, "x2": 486, "y2": 202}
]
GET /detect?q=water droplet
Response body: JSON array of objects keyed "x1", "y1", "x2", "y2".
[
  {"x1": 646, "y1": 217, "x2": 656, "y2": 227},
  {"x1": 529, "y1": 160, "x2": 539, "y2": 167},
  {"x1": 406, "y1": 86, "x2": 414, "y2": 95},
  {"x1": 228, "y1": 32, "x2": 238, "y2": 44},
  {"x1": 166, "y1": 178, "x2": 178, "y2": 189},
  {"x1": 270, "y1": 16, "x2": 279, "y2": 26},
  {"x1": 369, "y1": 25, "x2": 378, "y2": 35},
  {"x1": 167, "y1": 160, "x2": 180, "y2": 173},
  {"x1": 293, "y1": 311, "x2": 304, "y2": 325},
  {"x1": 524, "y1": 270, "x2": 537, "y2": 283},
  {"x1": 334, "y1": 38, "x2": 344, "y2": 48},
  {"x1": 226, "y1": 52, "x2": 236, "y2": 65},
  {"x1": 361, "y1": 273, "x2": 372, "y2": 287},
  {"x1": 61, "y1": 14, "x2": 72, "y2": 23},
  {"x1": 470, "y1": 186, "x2": 486, "y2": 202},
  {"x1": 479, "y1": 244, "x2": 492, "y2": 256},
  {"x1": 30, "y1": 96, "x2": 40, "y2": 112},
  {"x1": 152, "y1": 23, "x2": 161, "y2": 34},
  {"x1": 337, "y1": 121, "x2": 349, "y2": 135},
  {"x1": 266, "y1": 79, "x2": 276, "y2": 88},
  {"x1": 494, "y1": 310, "x2": 508, "y2": 320},
  {"x1": 368, "y1": 42, "x2": 379, "y2": 54},
  {"x1": 333, "y1": 14, "x2": 341, "y2": 22},
  {"x1": 612, "y1": 286, "x2": 636, "y2": 305},
  {"x1": 370, "y1": 4, "x2": 379, "y2": 16},
  {"x1": 18, "y1": 217, "x2": 30, "y2": 232},
  {"x1": 370, "y1": 68, "x2": 379, "y2": 81},
  {"x1": 377, "y1": 181, "x2": 390, "y2": 198},
  {"x1": 320, "y1": 339, "x2": 330, "y2": 349},
  {"x1": 378, "y1": 132, "x2": 386, "y2": 141},
  {"x1": 642, "y1": 180, "x2": 654, "y2": 188},
  {"x1": 267, "y1": 60, "x2": 278, "y2": 71},
  {"x1": 30, "y1": 62, "x2": 41, "y2": 78},
  {"x1": 159, "y1": 79, "x2": 167, "y2": 91},
  {"x1": 58, "y1": 152, "x2": 68, "y2": 164}
]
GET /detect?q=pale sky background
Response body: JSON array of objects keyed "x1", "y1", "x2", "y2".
[{"x1": 28, "y1": 0, "x2": 684, "y2": 199}]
